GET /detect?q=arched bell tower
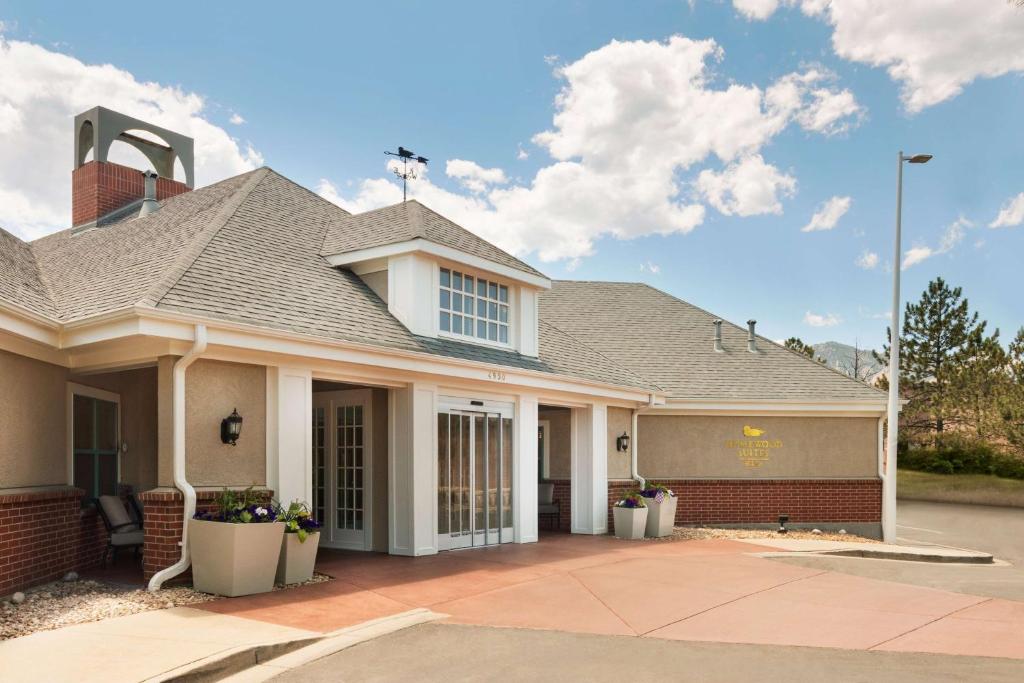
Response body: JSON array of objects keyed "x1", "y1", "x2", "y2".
[{"x1": 71, "y1": 106, "x2": 194, "y2": 227}]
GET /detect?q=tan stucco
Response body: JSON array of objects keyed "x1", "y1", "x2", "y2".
[
  {"x1": 0, "y1": 350, "x2": 68, "y2": 488},
  {"x1": 607, "y1": 407, "x2": 633, "y2": 480},
  {"x1": 539, "y1": 406, "x2": 571, "y2": 478},
  {"x1": 637, "y1": 414, "x2": 879, "y2": 479},
  {"x1": 184, "y1": 359, "x2": 267, "y2": 487}
]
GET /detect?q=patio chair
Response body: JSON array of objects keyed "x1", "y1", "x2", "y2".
[
  {"x1": 95, "y1": 495, "x2": 144, "y2": 566},
  {"x1": 538, "y1": 483, "x2": 560, "y2": 530}
]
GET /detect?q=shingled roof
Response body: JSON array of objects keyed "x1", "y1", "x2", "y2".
[
  {"x1": 2, "y1": 168, "x2": 651, "y2": 392},
  {"x1": 540, "y1": 281, "x2": 887, "y2": 403},
  {"x1": 319, "y1": 199, "x2": 546, "y2": 279}
]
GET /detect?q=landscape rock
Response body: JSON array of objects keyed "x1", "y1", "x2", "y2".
[
  {"x1": 811, "y1": 528, "x2": 823, "y2": 534},
  {"x1": 11, "y1": 592, "x2": 25, "y2": 604},
  {"x1": 63, "y1": 572, "x2": 79, "y2": 582}
]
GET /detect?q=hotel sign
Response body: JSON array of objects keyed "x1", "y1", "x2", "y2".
[{"x1": 725, "y1": 425, "x2": 783, "y2": 468}]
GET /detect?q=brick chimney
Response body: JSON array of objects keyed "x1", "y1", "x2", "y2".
[{"x1": 72, "y1": 107, "x2": 195, "y2": 227}]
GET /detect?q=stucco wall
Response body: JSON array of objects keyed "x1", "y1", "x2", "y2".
[
  {"x1": 607, "y1": 407, "x2": 633, "y2": 479},
  {"x1": 637, "y1": 414, "x2": 879, "y2": 479},
  {"x1": 0, "y1": 350, "x2": 68, "y2": 489},
  {"x1": 184, "y1": 359, "x2": 267, "y2": 487},
  {"x1": 539, "y1": 406, "x2": 571, "y2": 478}
]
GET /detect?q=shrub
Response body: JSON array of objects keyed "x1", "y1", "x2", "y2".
[{"x1": 899, "y1": 439, "x2": 1024, "y2": 480}]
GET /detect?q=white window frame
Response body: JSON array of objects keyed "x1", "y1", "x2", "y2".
[
  {"x1": 538, "y1": 419, "x2": 551, "y2": 480},
  {"x1": 66, "y1": 382, "x2": 121, "y2": 494},
  {"x1": 436, "y1": 263, "x2": 514, "y2": 350}
]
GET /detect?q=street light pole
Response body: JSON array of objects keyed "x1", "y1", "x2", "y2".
[{"x1": 883, "y1": 150, "x2": 931, "y2": 543}]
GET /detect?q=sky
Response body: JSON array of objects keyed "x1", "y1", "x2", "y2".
[{"x1": 0, "y1": 0, "x2": 1022, "y2": 350}]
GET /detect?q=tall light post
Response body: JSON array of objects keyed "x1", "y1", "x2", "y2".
[{"x1": 883, "y1": 151, "x2": 932, "y2": 543}]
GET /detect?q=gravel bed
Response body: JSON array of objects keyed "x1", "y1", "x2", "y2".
[
  {"x1": 666, "y1": 527, "x2": 880, "y2": 543},
  {"x1": 1, "y1": 573, "x2": 332, "y2": 641}
]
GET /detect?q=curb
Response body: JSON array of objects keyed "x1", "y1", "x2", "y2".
[
  {"x1": 821, "y1": 548, "x2": 994, "y2": 564},
  {"x1": 150, "y1": 609, "x2": 445, "y2": 683}
]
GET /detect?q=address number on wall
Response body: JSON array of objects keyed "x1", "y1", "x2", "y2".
[{"x1": 487, "y1": 370, "x2": 508, "y2": 382}]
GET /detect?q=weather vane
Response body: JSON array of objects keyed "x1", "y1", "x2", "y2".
[{"x1": 384, "y1": 146, "x2": 428, "y2": 201}]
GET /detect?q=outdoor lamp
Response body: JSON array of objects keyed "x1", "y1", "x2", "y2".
[
  {"x1": 616, "y1": 432, "x2": 630, "y2": 452},
  {"x1": 778, "y1": 514, "x2": 789, "y2": 535},
  {"x1": 221, "y1": 408, "x2": 243, "y2": 446}
]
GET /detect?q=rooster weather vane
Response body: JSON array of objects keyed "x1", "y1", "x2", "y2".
[{"x1": 384, "y1": 146, "x2": 428, "y2": 202}]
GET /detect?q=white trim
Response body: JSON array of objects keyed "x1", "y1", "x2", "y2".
[
  {"x1": 655, "y1": 400, "x2": 887, "y2": 416},
  {"x1": 65, "y1": 382, "x2": 121, "y2": 493},
  {"x1": 538, "y1": 420, "x2": 551, "y2": 479},
  {"x1": 323, "y1": 238, "x2": 552, "y2": 290}
]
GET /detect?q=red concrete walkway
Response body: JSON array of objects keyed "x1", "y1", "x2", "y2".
[{"x1": 197, "y1": 533, "x2": 1024, "y2": 660}]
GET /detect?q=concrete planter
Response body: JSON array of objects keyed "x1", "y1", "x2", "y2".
[
  {"x1": 276, "y1": 531, "x2": 320, "y2": 585},
  {"x1": 613, "y1": 506, "x2": 648, "y2": 540},
  {"x1": 643, "y1": 495, "x2": 678, "y2": 538},
  {"x1": 189, "y1": 519, "x2": 284, "y2": 597}
]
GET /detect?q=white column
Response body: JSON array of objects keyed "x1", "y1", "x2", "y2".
[
  {"x1": 571, "y1": 403, "x2": 608, "y2": 535},
  {"x1": 389, "y1": 382, "x2": 439, "y2": 556},
  {"x1": 265, "y1": 366, "x2": 312, "y2": 506},
  {"x1": 514, "y1": 394, "x2": 539, "y2": 543}
]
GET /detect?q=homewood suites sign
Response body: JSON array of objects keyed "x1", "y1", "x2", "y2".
[{"x1": 724, "y1": 425, "x2": 783, "y2": 468}]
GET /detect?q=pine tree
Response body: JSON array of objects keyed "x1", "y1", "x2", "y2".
[
  {"x1": 784, "y1": 337, "x2": 816, "y2": 359},
  {"x1": 875, "y1": 277, "x2": 991, "y2": 443},
  {"x1": 999, "y1": 327, "x2": 1024, "y2": 453}
]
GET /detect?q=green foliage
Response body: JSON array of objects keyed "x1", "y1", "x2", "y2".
[
  {"x1": 198, "y1": 486, "x2": 277, "y2": 523},
  {"x1": 784, "y1": 337, "x2": 819, "y2": 362},
  {"x1": 899, "y1": 439, "x2": 1024, "y2": 480},
  {"x1": 273, "y1": 500, "x2": 321, "y2": 542}
]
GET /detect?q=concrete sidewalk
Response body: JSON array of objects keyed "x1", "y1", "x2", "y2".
[{"x1": 738, "y1": 538, "x2": 996, "y2": 563}]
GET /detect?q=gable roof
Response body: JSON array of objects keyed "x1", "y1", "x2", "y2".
[
  {"x1": 540, "y1": 281, "x2": 886, "y2": 403},
  {"x1": 0, "y1": 226, "x2": 56, "y2": 318},
  {"x1": 319, "y1": 199, "x2": 547, "y2": 280}
]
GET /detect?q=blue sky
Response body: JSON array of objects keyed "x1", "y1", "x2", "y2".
[{"x1": 0, "y1": 1, "x2": 1021, "y2": 349}]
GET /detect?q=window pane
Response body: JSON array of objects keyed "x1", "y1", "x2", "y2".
[
  {"x1": 464, "y1": 296, "x2": 474, "y2": 314},
  {"x1": 477, "y1": 320, "x2": 487, "y2": 338},
  {"x1": 499, "y1": 325, "x2": 508, "y2": 344},
  {"x1": 440, "y1": 289, "x2": 450, "y2": 310},
  {"x1": 452, "y1": 314, "x2": 463, "y2": 334},
  {"x1": 440, "y1": 268, "x2": 450, "y2": 287},
  {"x1": 74, "y1": 453, "x2": 95, "y2": 498},
  {"x1": 96, "y1": 399, "x2": 117, "y2": 452},
  {"x1": 453, "y1": 272, "x2": 462, "y2": 290},
  {"x1": 464, "y1": 276, "x2": 474, "y2": 293},
  {"x1": 489, "y1": 322, "x2": 498, "y2": 341},
  {"x1": 440, "y1": 312, "x2": 450, "y2": 332},
  {"x1": 499, "y1": 305, "x2": 508, "y2": 323},
  {"x1": 98, "y1": 454, "x2": 117, "y2": 496},
  {"x1": 453, "y1": 292, "x2": 462, "y2": 310},
  {"x1": 477, "y1": 299, "x2": 486, "y2": 317},
  {"x1": 477, "y1": 279, "x2": 486, "y2": 296},
  {"x1": 499, "y1": 285, "x2": 509, "y2": 303},
  {"x1": 73, "y1": 395, "x2": 93, "y2": 450},
  {"x1": 488, "y1": 282, "x2": 498, "y2": 299},
  {"x1": 489, "y1": 302, "x2": 498, "y2": 320}
]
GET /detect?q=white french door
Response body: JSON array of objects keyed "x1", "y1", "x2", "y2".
[
  {"x1": 437, "y1": 399, "x2": 514, "y2": 551},
  {"x1": 312, "y1": 390, "x2": 372, "y2": 550}
]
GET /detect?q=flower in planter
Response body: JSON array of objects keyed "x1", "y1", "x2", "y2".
[
  {"x1": 274, "y1": 500, "x2": 321, "y2": 542},
  {"x1": 639, "y1": 481, "x2": 675, "y2": 504},
  {"x1": 194, "y1": 487, "x2": 279, "y2": 523},
  {"x1": 614, "y1": 491, "x2": 647, "y2": 508}
]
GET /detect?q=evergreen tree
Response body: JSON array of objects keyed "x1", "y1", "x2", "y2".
[
  {"x1": 875, "y1": 277, "x2": 991, "y2": 442},
  {"x1": 784, "y1": 337, "x2": 817, "y2": 360}
]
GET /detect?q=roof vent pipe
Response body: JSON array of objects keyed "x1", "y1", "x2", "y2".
[
  {"x1": 747, "y1": 319, "x2": 758, "y2": 353},
  {"x1": 713, "y1": 319, "x2": 724, "y2": 352},
  {"x1": 139, "y1": 170, "x2": 160, "y2": 218}
]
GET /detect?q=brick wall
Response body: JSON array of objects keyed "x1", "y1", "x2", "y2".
[
  {"x1": 545, "y1": 479, "x2": 572, "y2": 532},
  {"x1": 139, "y1": 488, "x2": 273, "y2": 582},
  {"x1": 607, "y1": 478, "x2": 882, "y2": 532},
  {"x1": 0, "y1": 487, "x2": 106, "y2": 596},
  {"x1": 71, "y1": 160, "x2": 190, "y2": 226}
]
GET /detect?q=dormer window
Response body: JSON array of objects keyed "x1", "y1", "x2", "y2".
[{"x1": 439, "y1": 267, "x2": 510, "y2": 345}]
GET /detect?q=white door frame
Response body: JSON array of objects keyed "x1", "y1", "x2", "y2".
[{"x1": 313, "y1": 389, "x2": 373, "y2": 551}]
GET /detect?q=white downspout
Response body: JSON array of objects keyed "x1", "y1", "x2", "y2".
[
  {"x1": 148, "y1": 324, "x2": 208, "y2": 591},
  {"x1": 630, "y1": 394, "x2": 657, "y2": 489}
]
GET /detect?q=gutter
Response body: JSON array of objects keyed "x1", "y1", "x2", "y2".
[
  {"x1": 148, "y1": 324, "x2": 207, "y2": 591},
  {"x1": 630, "y1": 394, "x2": 658, "y2": 489}
]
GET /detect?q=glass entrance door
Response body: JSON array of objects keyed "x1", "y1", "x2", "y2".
[
  {"x1": 437, "y1": 403, "x2": 514, "y2": 550},
  {"x1": 312, "y1": 390, "x2": 372, "y2": 550}
]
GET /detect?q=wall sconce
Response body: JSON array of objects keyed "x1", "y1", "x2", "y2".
[
  {"x1": 616, "y1": 432, "x2": 630, "y2": 452},
  {"x1": 221, "y1": 408, "x2": 243, "y2": 446}
]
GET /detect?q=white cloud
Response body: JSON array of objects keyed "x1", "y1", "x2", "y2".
[
  {"x1": 0, "y1": 35, "x2": 262, "y2": 239},
  {"x1": 765, "y1": 68, "x2": 863, "y2": 136},
  {"x1": 990, "y1": 192, "x2": 1024, "y2": 228},
  {"x1": 697, "y1": 155, "x2": 796, "y2": 216},
  {"x1": 733, "y1": 0, "x2": 785, "y2": 21},
  {"x1": 802, "y1": 195, "x2": 851, "y2": 232},
  {"x1": 445, "y1": 159, "x2": 508, "y2": 193},
  {"x1": 639, "y1": 261, "x2": 661, "y2": 274},
  {"x1": 516, "y1": 143, "x2": 529, "y2": 161},
  {"x1": 324, "y1": 36, "x2": 861, "y2": 263},
  {"x1": 229, "y1": 113, "x2": 246, "y2": 125},
  {"x1": 810, "y1": 1, "x2": 1024, "y2": 112},
  {"x1": 901, "y1": 215, "x2": 971, "y2": 269},
  {"x1": 855, "y1": 250, "x2": 878, "y2": 269},
  {"x1": 804, "y1": 310, "x2": 841, "y2": 327}
]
